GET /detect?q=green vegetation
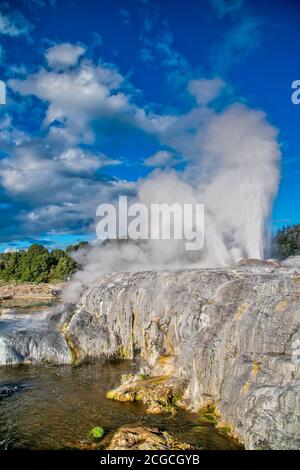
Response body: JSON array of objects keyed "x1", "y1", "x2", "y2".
[
  {"x1": 273, "y1": 224, "x2": 300, "y2": 259},
  {"x1": 89, "y1": 426, "x2": 104, "y2": 441},
  {"x1": 0, "y1": 241, "x2": 88, "y2": 283},
  {"x1": 198, "y1": 403, "x2": 220, "y2": 424}
]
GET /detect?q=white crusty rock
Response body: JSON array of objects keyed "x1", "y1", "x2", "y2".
[{"x1": 65, "y1": 267, "x2": 300, "y2": 449}]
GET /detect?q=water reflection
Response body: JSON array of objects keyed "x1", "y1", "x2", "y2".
[{"x1": 0, "y1": 360, "x2": 243, "y2": 450}]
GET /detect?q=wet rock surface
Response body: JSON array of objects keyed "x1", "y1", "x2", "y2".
[
  {"x1": 0, "y1": 306, "x2": 72, "y2": 365},
  {"x1": 106, "y1": 374, "x2": 186, "y2": 415},
  {"x1": 107, "y1": 425, "x2": 193, "y2": 450},
  {"x1": 65, "y1": 267, "x2": 300, "y2": 449}
]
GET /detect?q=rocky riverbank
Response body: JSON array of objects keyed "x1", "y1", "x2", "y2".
[{"x1": 0, "y1": 283, "x2": 63, "y2": 303}]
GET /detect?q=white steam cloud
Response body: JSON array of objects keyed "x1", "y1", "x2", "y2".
[{"x1": 63, "y1": 99, "x2": 281, "y2": 303}]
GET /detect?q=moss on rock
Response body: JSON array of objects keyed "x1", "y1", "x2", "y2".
[{"x1": 106, "y1": 374, "x2": 186, "y2": 415}]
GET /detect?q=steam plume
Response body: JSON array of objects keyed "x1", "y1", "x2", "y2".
[{"x1": 63, "y1": 102, "x2": 280, "y2": 303}]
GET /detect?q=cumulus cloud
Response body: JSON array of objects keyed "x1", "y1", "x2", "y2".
[
  {"x1": 0, "y1": 140, "x2": 132, "y2": 239},
  {"x1": 3, "y1": 35, "x2": 280, "y2": 273},
  {"x1": 0, "y1": 144, "x2": 119, "y2": 199},
  {"x1": 0, "y1": 114, "x2": 28, "y2": 146},
  {"x1": 144, "y1": 150, "x2": 179, "y2": 168},
  {"x1": 57, "y1": 148, "x2": 119, "y2": 174},
  {"x1": 188, "y1": 77, "x2": 225, "y2": 106},
  {"x1": 3, "y1": 48, "x2": 175, "y2": 240},
  {"x1": 45, "y1": 43, "x2": 86, "y2": 69},
  {"x1": 8, "y1": 51, "x2": 176, "y2": 150},
  {"x1": 8, "y1": 59, "x2": 134, "y2": 145}
]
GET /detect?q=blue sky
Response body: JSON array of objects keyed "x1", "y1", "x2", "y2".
[{"x1": 0, "y1": 0, "x2": 299, "y2": 252}]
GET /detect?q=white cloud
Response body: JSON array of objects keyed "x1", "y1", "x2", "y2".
[
  {"x1": 188, "y1": 77, "x2": 225, "y2": 105},
  {"x1": 8, "y1": 60, "x2": 132, "y2": 144},
  {"x1": 8, "y1": 54, "x2": 173, "y2": 149},
  {"x1": 0, "y1": 144, "x2": 120, "y2": 197},
  {"x1": 57, "y1": 148, "x2": 120, "y2": 174},
  {"x1": 0, "y1": 11, "x2": 32, "y2": 37},
  {"x1": 0, "y1": 139, "x2": 131, "y2": 237},
  {"x1": 0, "y1": 113, "x2": 28, "y2": 146},
  {"x1": 3, "y1": 41, "x2": 281, "y2": 257},
  {"x1": 144, "y1": 150, "x2": 179, "y2": 168},
  {"x1": 45, "y1": 43, "x2": 86, "y2": 69}
]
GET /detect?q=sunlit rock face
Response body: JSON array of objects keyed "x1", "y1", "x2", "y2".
[{"x1": 66, "y1": 268, "x2": 300, "y2": 450}]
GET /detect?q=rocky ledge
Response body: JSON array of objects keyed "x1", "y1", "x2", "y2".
[
  {"x1": 63, "y1": 266, "x2": 300, "y2": 450},
  {"x1": 106, "y1": 373, "x2": 186, "y2": 415},
  {"x1": 0, "y1": 283, "x2": 63, "y2": 302},
  {"x1": 107, "y1": 426, "x2": 193, "y2": 450}
]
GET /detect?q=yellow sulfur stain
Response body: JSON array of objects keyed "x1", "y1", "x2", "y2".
[
  {"x1": 235, "y1": 303, "x2": 248, "y2": 320},
  {"x1": 276, "y1": 300, "x2": 289, "y2": 313},
  {"x1": 251, "y1": 361, "x2": 262, "y2": 377},
  {"x1": 241, "y1": 382, "x2": 250, "y2": 395}
]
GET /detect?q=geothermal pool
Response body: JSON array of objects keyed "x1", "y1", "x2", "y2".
[{"x1": 0, "y1": 305, "x2": 243, "y2": 450}]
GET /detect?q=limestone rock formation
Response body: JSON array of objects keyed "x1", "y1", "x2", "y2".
[
  {"x1": 0, "y1": 306, "x2": 72, "y2": 365},
  {"x1": 106, "y1": 374, "x2": 186, "y2": 415},
  {"x1": 64, "y1": 267, "x2": 300, "y2": 449},
  {"x1": 107, "y1": 426, "x2": 193, "y2": 450}
]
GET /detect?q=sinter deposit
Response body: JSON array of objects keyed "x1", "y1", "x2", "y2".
[{"x1": 0, "y1": 264, "x2": 299, "y2": 449}]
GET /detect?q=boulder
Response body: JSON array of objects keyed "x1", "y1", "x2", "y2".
[{"x1": 107, "y1": 426, "x2": 193, "y2": 450}]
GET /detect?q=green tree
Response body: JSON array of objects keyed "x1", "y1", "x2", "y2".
[
  {"x1": 49, "y1": 254, "x2": 77, "y2": 281},
  {"x1": 0, "y1": 251, "x2": 21, "y2": 281},
  {"x1": 17, "y1": 245, "x2": 52, "y2": 282},
  {"x1": 66, "y1": 241, "x2": 89, "y2": 254},
  {"x1": 273, "y1": 224, "x2": 300, "y2": 259},
  {"x1": 0, "y1": 241, "x2": 88, "y2": 283}
]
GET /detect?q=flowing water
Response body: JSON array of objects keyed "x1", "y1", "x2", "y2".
[{"x1": 0, "y1": 305, "x2": 243, "y2": 450}]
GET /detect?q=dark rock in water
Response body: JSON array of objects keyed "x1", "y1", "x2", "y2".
[
  {"x1": 0, "y1": 383, "x2": 23, "y2": 400},
  {"x1": 107, "y1": 425, "x2": 193, "y2": 450},
  {"x1": 0, "y1": 294, "x2": 13, "y2": 301}
]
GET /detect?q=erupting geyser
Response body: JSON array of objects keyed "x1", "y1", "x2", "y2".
[{"x1": 64, "y1": 102, "x2": 280, "y2": 302}]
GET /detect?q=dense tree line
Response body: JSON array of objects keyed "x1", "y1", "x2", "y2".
[
  {"x1": 273, "y1": 224, "x2": 300, "y2": 259},
  {"x1": 0, "y1": 242, "x2": 88, "y2": 283}
]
